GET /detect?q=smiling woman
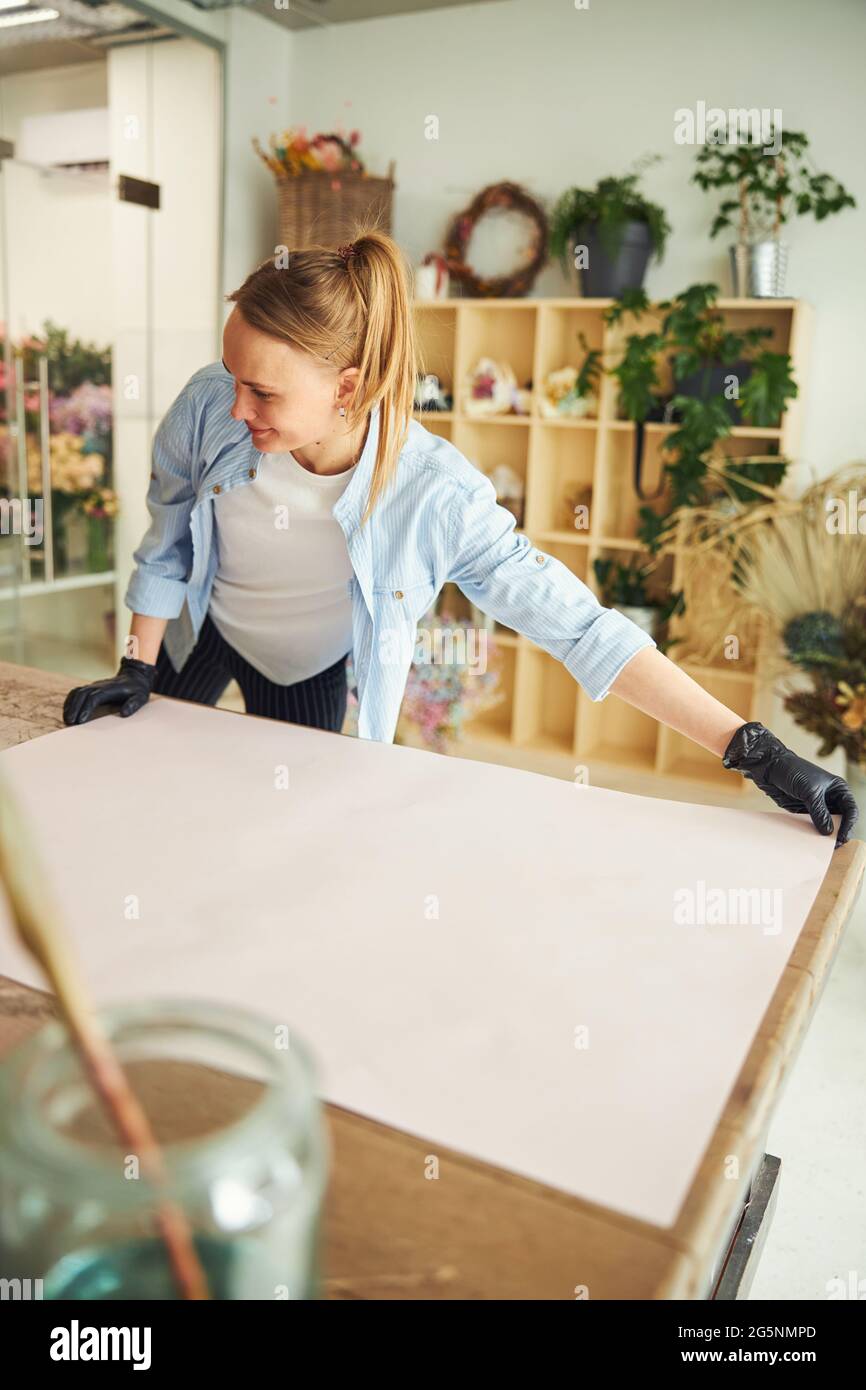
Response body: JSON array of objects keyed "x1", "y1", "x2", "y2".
[{"x1": 62, "y1": 224, "x2": 420, "y2": 732}]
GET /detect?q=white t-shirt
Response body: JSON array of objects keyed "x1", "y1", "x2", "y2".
[{"x1": 208, "y1": 449, "x2": 357, "y2": 686}]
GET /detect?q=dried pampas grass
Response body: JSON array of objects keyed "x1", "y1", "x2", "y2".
[{"x1": 667, "y1": 461, "x2": 866, "y2": 680}]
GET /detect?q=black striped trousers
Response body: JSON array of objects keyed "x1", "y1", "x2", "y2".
[{"x1": 152, "y1": 610, "x2": 351, "y2": 733}]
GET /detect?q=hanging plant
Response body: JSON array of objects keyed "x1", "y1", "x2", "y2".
[{"x1": 603, "y1": 283, "x2": 797, "y2": 552}]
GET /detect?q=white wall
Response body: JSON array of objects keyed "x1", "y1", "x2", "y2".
[
  {"x1": 222, "y1": 8, "x2": 294, "y2": 303},
  {"x1": 0, "y1": 62, "x2": 111, "y2": 343},
  {"x1": 285, "y1": 0, "x2": 866, "y2": 478},
  {"x1": 0, "y1": 60, "x2": 107, "y2": 136}
]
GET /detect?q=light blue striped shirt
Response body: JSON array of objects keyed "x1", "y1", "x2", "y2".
[{"x1": 125, "y1": 361, "x2": 657, "y2": 742}]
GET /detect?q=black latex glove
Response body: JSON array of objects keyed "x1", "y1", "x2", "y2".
[
  {"x1": 63, "y1": 656, "x2": 158, "y2": 726},
  {"x1": 722, "y1": 721, "x2": 860, "y2": 849}
]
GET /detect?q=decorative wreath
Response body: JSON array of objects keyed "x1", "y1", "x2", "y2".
[{"x1": 443, "y1": 181, "x2": 549, "y2": 298}]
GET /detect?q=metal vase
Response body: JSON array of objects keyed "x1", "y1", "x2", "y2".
[
  {"x1": 729, "y1": 240, "x2": 789, "y2": 298},
  {"x1": 729, "y1": 243, "x2": 750, "y2": 298}
]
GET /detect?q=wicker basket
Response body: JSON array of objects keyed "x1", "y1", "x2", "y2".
[{"x1": 277, "y1": 161, "x2": 395, "y2": 250}]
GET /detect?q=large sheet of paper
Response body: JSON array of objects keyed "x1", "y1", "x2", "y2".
[{"x1": 0, "y1": 698, "x2": 836, "y2": 1227}]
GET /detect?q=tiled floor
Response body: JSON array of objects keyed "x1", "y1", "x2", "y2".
[{"x1": 5, "y1": 631, "x2": 864, "y2": 1300}]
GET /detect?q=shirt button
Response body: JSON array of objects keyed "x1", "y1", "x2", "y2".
[
  {"x1": 535, "y1": 553, "x2": 544, "y2": 564},
  {"x1": 213, "y1": 484, "x2": 222, "y2": 495},
  {"x1": 248, "y1": 468, "x2": 256, "y2": 478},
  {"x1": 394, "y1": 590, "x2": 404, "y2": 599}
]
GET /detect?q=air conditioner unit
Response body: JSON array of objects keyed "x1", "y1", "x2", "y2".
[{"x1": 17, "y1": 108, "x2": 109, "y2": 168}]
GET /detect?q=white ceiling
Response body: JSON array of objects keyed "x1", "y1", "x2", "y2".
[
  {"x1": 0, "y1": 0, "x2": 501, "y2": 74},
  {"x1": 0, "y1": 0, "x2": 172, "y2": 74},
  {"x1": 184, "y1": 0, "x2": 501, "y2": 29}
]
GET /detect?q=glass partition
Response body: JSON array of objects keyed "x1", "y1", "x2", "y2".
[{"x1": 0, "y1": 150, "x2": 118, "y2": 671}]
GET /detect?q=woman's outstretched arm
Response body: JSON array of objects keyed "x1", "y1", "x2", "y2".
[
  {"x1": 608, "y1": 646, "x2": 744, "y2": 757},
  {"x1": 608, "y1": 646, "x2": 859, "y2": 846}
]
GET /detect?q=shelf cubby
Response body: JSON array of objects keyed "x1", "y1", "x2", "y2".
[
  {"x1": 454, "y1": 303, "x2": 537, "y2": 415},
  {"x1": 594, "y1": 425, "x2": 670, "y2": 542},
  {"x1": 533, "y1": 302, "x2": 605, "y2": 408},
  {"x1": 461, "y1": 638, "x2": 517, "y2": 744},
  {"x1": 452, "y1": 417, "x2": 530, "y2": 499},
  {"x1": 415, "y1": 304, "x2": 457, "y2": 397},
  {"x1": 513, "y1": 645, "x2": 579, "y2": 755},
  {"x1": 526, "y1": 422, "x2": 596, "y2": 536}
]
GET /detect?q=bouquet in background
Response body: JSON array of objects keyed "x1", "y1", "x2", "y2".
[
  {"x1": 81, "y1": 486, "x2": 119, "y2": 520},
  {"x1": 27, "y1": 434, "x2": 106, "y2": 494},
  {"x1": 253, "y1": 126, "x2": 365, "y2": 179},
  {"x1": 50, "y1": 382, "x2": 113, "y2": 444},
  {"x1": 343, "y1": 613, "x2": 505, "y2": 753}
]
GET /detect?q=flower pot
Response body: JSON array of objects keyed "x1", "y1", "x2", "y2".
[
  {"x1": 54, "y1": 506, "x2": 89, "y2": 577},
  {"x1": 674, "y1": 357, "x2": 753, "y2": 424},
  {"x1": 618, "y1": 604, "x2": 660, "y2": 639},
  {"x1": 86, "y1": 514, "x2": 113, "y2": 573},
  {"x1": 729, "y1": 240, "x2": 789, "y2": 298},
  {"x1": 573, "y1": 220, "x2": 653, "y2": 297}
]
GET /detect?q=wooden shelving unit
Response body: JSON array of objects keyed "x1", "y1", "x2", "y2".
[{"x1": 411, "y1": 296, "x2": 811, "y2": 793}]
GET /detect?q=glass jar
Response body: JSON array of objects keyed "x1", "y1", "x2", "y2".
[{"x1": 0, "y1": 999, "x2": 328, "y2": 1300}]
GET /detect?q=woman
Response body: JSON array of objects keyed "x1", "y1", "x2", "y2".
[{"x1": 64, "y1": 229, "x2": 858, "y2": 847}]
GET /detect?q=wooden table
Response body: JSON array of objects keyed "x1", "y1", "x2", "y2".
[{"x1": 0, "y1": 659, "x2": 863, "y2": 1300}]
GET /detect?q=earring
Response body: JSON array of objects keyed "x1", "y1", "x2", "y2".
[{"x1": 338, "y1": 406, "x2": 346, "y2": 416}]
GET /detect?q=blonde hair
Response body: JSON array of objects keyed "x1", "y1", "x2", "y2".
[{"x1": 225, "y1": 224, "x2": 421, "y2": 529}]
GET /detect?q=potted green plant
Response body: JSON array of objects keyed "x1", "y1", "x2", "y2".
[
  {"x1": 549, "y1": 159, "x2": 671, "y2": 297},
  {"x1": 604, "y1": 284, "x2": 796, "y2": 552},
  {"x1": 592, "y1": 556, "x2": 684, "y2": 648},
  {"x1": 693, "y1": 127, "x2": 856, "y2": 297}
]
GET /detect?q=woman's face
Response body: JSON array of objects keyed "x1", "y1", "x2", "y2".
[{"x1": 222, "y1": 307, "x2": 356, "y2": 453}]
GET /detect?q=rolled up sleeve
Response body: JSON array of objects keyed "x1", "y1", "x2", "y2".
[
  {"x1": 124, "y1": 387, "x2": 198, "y2": 620},
  {"x1": 447, "y1": 473, "x2": 656, "y2": 701}
]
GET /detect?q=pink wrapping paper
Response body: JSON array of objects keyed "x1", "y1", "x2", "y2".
[{"x1": 0, "y1": 698, "x2": 836, "y2": 1227}]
